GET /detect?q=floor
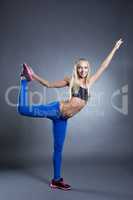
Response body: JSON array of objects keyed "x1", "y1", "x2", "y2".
[{"x1": 0, "y1": 160, "x2": 133, "y2": 200}]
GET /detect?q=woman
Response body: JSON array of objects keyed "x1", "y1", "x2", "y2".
[{"x1": 17, "y1": 38, "x2": 123, "y2": 191}]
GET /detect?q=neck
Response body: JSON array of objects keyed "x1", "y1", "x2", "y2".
[{"x1": 78, "y1": 78, "x2": 86, "y2": 84}]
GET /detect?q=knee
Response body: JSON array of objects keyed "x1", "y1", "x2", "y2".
[
  {"x1": 17, "y1": 105, "x2": 27, "y2": 115},
  {"x1": 54, "y1": 143, "x2": 63, "y2": 153}
]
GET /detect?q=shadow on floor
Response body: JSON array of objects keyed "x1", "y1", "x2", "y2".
[{"x1": 21, "y1": 168, "x2": 133, "y2": 199}]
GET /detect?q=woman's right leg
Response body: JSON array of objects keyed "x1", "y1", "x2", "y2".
[
  {"x1": 17, "y1": 78, "x2": 61, "y2": 119},
  {"x1": 52, "y1": 118, "x2": 68, "y2": 181}
]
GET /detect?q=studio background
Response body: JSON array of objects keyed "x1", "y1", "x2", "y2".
[
  {"x1": 0, "y1": 1, "x2": 133, "y2": 199},
  {"x1": 0, "y1": 0, "x2": 132, "y2": 174}
]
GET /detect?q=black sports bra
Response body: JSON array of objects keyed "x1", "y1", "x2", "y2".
[{"x1": 71, "y1": 85, "x2": 90, "y2": 101}]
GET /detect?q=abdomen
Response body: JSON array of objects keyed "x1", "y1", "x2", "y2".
[{"x1": 60, "y1": 97, "x2": 86, "y2": 118}]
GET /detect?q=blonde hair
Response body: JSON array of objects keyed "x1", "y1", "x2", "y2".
[{"x1": 68, "y1": 58, "x2": 91, "y2": 101}]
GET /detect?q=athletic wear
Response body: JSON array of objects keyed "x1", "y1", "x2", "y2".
[
  {"x1": 17, "y1": 79, "x2": 68, "y2": 181},
  {"x1": 71, "y1": 85, "x2": 90, "y2": 101},
  {"x1": 21, "y1": 63, "x2": 34, "y2": 81},
  {"x1": 50, "y1": 177, "x2": 71, "y2": 190}
]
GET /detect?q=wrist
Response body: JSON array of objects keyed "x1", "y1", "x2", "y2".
[{"x1": 113, "y1": 46, "x2": 118, "y2": 52}]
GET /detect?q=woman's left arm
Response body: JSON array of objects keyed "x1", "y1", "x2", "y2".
[{"x1": 89, "y1": 38, "x2": 123, "y2": 86}]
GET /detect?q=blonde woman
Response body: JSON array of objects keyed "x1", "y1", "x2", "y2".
[{"x1": 17, "y1": 39, "x2": 123, "y2": 191}]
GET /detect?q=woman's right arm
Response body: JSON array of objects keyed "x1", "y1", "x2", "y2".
[{"x1": 33, "y1": 73, "x2": 70, "y2": 88}]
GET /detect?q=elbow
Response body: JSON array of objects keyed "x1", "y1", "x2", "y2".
[
  {"x1": 47, "y1": 82, "x2": 53, "y2": 88},
  {"x1": 46, "y1": 84, "x2": 50, "y2": 88},
  {"x1": 44, "y1": 81, "x2": 50, "y2": 88}
]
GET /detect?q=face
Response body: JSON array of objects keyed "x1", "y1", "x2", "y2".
[{"x1": 77, "y1": 61, "x2": 90, "y2": 79}]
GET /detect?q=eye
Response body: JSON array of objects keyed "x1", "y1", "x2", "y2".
[{"x1": 78, "y1": 66, "x2": 82, "y2": 70}]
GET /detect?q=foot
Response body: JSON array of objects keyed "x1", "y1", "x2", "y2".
[
  {"x1": 20, "y1": 63, "x2": 34, "y2": 81},
  {"x1": 20, "y1": 76, "x2": 26, "y2": 80},
  {"x1": 49, "y1": 177, "x2": 71, "y2": 191}
]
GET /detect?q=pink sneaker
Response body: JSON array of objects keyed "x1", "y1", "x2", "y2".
[
  {"x1": 20, "y1": 63, "x2": 34, "y2": 81},
  {"x1": 49, "y1": 177, "x2": 71, "y2": 191}
]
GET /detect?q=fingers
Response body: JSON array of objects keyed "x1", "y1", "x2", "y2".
[
  {"x1": 118, "y1": 38, "x2": 123, "y2": 44},
  {"x1": 115, "y1": 38, "x2": 124, "y2": 49}
]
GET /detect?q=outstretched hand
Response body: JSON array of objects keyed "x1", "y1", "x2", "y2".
[{"x1": 114, "y1": 38, "x2": 123, "y2": 50}]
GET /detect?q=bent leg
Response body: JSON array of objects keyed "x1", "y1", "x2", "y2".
[
  {"x1": 52, "y1": 118, "x2": 68, "y2": 180},
  {"x1": 17, "y1": 79, "x2": 61, "y2": 119}
]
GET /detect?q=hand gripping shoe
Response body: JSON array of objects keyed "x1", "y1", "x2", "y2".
[{"x1": 20, "y1": 63, "x2": 34, "y2": 81}]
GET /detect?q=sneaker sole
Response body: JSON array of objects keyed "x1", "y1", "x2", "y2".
[{"x1": 49, "y1": 183, "x2": 71, "y2": 191}]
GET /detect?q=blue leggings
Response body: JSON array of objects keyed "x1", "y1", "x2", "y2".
[{"x1": 17, "y1": 79, "x2": 68, "y2": 180}]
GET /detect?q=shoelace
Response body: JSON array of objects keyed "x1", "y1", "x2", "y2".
[{"x1": 60, "y1": 178, "x2": 69, "y2": 186}]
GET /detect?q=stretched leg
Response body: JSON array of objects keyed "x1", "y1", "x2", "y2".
[
  {"x1": 52, "y1": 118, "x2": 68, "y2": 180},
  {"x1": 17, "y1": 78, "x2": 61, "y2": 119}
]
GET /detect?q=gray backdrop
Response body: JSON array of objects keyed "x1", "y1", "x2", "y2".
[{"x1": 0, "y1": 0, "x2": 133, "y2": 167}]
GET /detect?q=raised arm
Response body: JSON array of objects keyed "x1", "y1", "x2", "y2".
[
  {"x1": 89, "y1": 38, "x2": 123, "y2": 86},
  {"x1": 32, "y1": 73, "x2": 70, "y2": 88}
]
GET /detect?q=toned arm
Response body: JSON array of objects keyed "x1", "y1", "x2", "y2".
[
  {"x1": 89, "y1": 39, "x2": 123, "y2": 87},
  {"x1": 33, "y1": 73, "x2": 70, "y2": 88},
  {"x1": 48, "y1": 76, "x2": 70, "y2": 88}
]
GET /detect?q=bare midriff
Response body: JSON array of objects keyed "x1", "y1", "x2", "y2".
[{"x1": 59, "y1": 97, "x2": 87, "y2": 119}]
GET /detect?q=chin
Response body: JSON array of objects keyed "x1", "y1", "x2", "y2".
[
  {"x1": 79, "y1": 74, "x2": 87, "y2": 78},
  {"x1": 83, "y1": 75, "x2": 87, "y2": 78}
]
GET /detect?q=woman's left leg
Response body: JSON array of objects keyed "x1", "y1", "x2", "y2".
[
  {"x1": 17, "y1": 78, "x2": 61, "y2": 119},
  {"x1": 52, "y1": 118, "x2": 68, "y2": 181}
]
